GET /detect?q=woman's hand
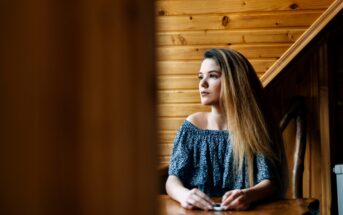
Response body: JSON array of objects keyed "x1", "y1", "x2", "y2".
[
  {"x1": 220, "y1": 180, "x2": 275, "y2": 210},
  {"x1": 180, "y1": 188, "x2": 214, "y2": 210},
  {"x1": 221, "y1": 189, "x2": 250, "y2": 210}
]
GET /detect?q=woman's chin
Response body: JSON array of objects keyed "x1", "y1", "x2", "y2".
[{"x1": 201, "y1": 100, "x2": 214, "y2": 106}]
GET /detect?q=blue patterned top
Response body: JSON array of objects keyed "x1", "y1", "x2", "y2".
[{"x1": 168, "y1": 120, "x2": 274, "y2": 197}]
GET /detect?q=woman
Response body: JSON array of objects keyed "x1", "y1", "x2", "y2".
[{"x1": 166, "y1": 48, "x2": 288, "y2": 210}]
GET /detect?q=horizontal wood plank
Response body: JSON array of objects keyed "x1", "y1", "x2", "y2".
[
  {"x1": 157, "y1": 28, "x2": 305, "y2": 46},
  {"x1": 157, "y1": 11, "x2": 322, "y2": 31},
  {"x1": 157, "y1": 60, "x2": 201, "y2": 75},
  {"x1": 157, "y1": 30, "x2": 241, "y2": 45},
  {"x1": 157, "y1": 75, "x2": 198, "y2": 90},
  {"x1": 159, "y1": 144, "x2": 174, "y2": 156},
  {"x1": 158, "y1": 104, "x2": 210, "y2": 117},
  {"x1": 159, "y1": 156, "x2": 170, "y2": 165},
  {"x1": 157, "y1": 44, "x2": 290, "y2": 60},
  {"x1": 158, "y1": 90, "x2": 200, "y2": 103},
  {"x1": 158, "y1": 131, "x2": 177, "y2": 144},
  {"x1": 157, "y1": 59, "x2": 275, "y2": 75},
  {"x1": 158, "y1": 117, "x2": 185, "y2": 131},
  {"x1": 156, "y1": 0, "x2": 333, "y2": 16}
]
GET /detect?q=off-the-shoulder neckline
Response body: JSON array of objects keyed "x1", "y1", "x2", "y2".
[{"x1": 184, "y1": 120, "x2": 228, "y2": 134}]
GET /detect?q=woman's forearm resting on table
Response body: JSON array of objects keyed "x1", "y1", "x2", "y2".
[
  {"x1": 221, "y1": 179, "x2": 275, "y2": 210},
  {"x1": 244, "y1": 179, "x2": 276, "y2": 203},
  {"x1": 165, "y1": 175, "x2": 189, "y2": 204}
]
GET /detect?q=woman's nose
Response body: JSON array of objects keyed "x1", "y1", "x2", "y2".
[{"x1": 200, "y1": 78, "x2": 208, "y2": 88}]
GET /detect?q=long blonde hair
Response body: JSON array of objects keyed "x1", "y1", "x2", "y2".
[{"x1": 204, "y1": 48, "x2": 288, "y2": 195}]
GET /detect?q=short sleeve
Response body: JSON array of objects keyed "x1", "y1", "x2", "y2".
[
  {"x1": 168, "y1": 123, "x2": 193, "y2": 180},
  {"x1": 255, "y1": 153, "x2": 274, "y2": 184}
]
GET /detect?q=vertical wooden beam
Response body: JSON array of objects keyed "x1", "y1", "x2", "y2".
[
  {"x1": 318, "y1": 42, "x2": 332, "y2": 215},
  {"x1": 0, "y1": 0, "x2": 157, "y2": 214},
  {"x1": 77, "y1": 0, "x2": 157, "y2": 214}
]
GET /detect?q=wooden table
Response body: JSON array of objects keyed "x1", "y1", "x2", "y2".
[{"x1": 159, "y1": 195, "x2": 319, "y2": 214}]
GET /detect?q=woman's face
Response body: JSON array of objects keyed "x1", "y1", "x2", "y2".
[{"x1": 198, "y1": 58, "x2": 222, "y2": 106}]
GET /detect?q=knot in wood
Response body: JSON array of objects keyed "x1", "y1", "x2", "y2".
[
  {"x1": 222, "y1": 16, "x2": 229, "y2": 27},
  {"x1": 158, "y1": 10, "x2": 165, "y2": 16},
  {"x1": 289, "y1": 3, "x2": 299, "y2": 9}
]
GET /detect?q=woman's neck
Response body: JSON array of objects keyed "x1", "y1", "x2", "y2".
[{"x1": 208, "y1": 105, "x2": 227, "y2": 130}]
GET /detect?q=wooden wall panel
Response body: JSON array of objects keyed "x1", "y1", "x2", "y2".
[
  {"x1": 157, "y1": 75, "x2": 198, "y2": 90},
  {"x1": 157, "y1": 29, "x2": 305, "y2": 45},
  {"x1": 158, "y1": 118, "x2": 185, "y2": 130},
  {"x1": 160, "y1": 156, "x2": 172, "y2": 165},
  {"x1": 159, "y1": 144, "x2": 174, "y2": 156},
  {"x1": 158, "y1": 90, "x2": 200, "y2": 104},
  {"x1": 156, "y1": 0, "x2": 333, "y2": 15},
  {"x1": 158, "y1": 104, "x2": 210, "y2": 117},
  {"x1": 157, "y1": 44, "x2": 290, "y2": 60},
  {"x1": 157, "y1": 11, "x2": 323, "y2": 31},
  {"x1": 159, "y1": 131, "x2": 177, "y2": 145},
  {"x1": 157, "y1": 61, "x2": 202, "y2": 75}
]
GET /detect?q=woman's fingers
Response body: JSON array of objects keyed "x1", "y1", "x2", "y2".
[
  {"x1": 182, "y1": 188, "x2": 250, "y2": 211},
  {"x1": 226, "y1": 194, "x2": 249, "y2": 210},
  {"x1": 187, "y1": 194, "x2": 211, "y2": 210},
  {"x1": 194, "y1": 189, "x2": 215, "y2": 205},
  {"x1": 222, "y1": 189, "x2": 243, "y2": 206},
  {"x1": 221, "y1": 189, "x2": 249, "y2": 210},
  {"x1": 181, "y1": 202, "x2": 194, "y2": 210},
  {"x1": 222, "y1": 190, "x2": 232, "y2": 202},
  {"x1": 185, "y1": 188, "x2": 213, "y2": 210}
]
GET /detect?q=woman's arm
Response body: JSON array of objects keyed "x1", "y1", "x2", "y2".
[
  {"x1": 166, "y1": 175, "x2": 214, "y2": 210},
  {"x1": 221, "y1": 179, "x2": 275, "y2": 210}
]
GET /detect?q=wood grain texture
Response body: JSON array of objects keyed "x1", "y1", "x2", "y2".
[
  {"x1": 318, "y1": 43, "x2": 331, "y2": 215},
  {"x1": 159, "y1": 156, "x2": 171, "y2": 165},
  {"x1": 159, "y1": 144, "x2": 174, "y2": 156},
  {"x1": 158, "y1": 104, "x2": 210, "y2": 117},
  {"x1": 157, "y1": 28, "x2": 305, "y2": 46},
  {"x1": 158, "y1": 117, "x2": 185, "y2": 130},
  {"x1": 156, "y1": 0, "x2": 332, "y2": 15},
  {"x1": 157, "y1": 44, "x2": 290, "y2": 60},
  {"x1": 157, "y1": 75, "x2": 198, "y2": 90},
  {"x1": 0, "y1": 0, "x2": 157, "y2": 214},
  {"x1": 158, "y1": 90, "x2": 201, "y2": 104},
  {"x1": 159, "y1": 195, "x2": 319, "y2": 214},
  {"x1": 159, "y1": 131, "x2": 177, "y2": 145},
  {"x1": 157, "y1": 11, "x2": 322, "y2": 31},
  {"x1": 157, "y1": 59, "x2": 273, "y2": 75}
]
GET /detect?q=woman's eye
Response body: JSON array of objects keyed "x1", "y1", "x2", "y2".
[
  {"x1": 198, "y1": 76, "x2": 203, "y2": 80},
  {"x1": 210, "y1": 74, "x2": 218, "y2": 79}
]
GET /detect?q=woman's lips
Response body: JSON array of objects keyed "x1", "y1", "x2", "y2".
[{"x1": 201, "y1": 92, "x2": 209, "y2": 96}]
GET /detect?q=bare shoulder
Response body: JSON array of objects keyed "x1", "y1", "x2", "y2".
[
  {"x1": 186, "y1": 112, "x2": 204, "y2": 123},
  {"x1": 186, "y1": 112, "x2": 208, "y2": 129}
]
